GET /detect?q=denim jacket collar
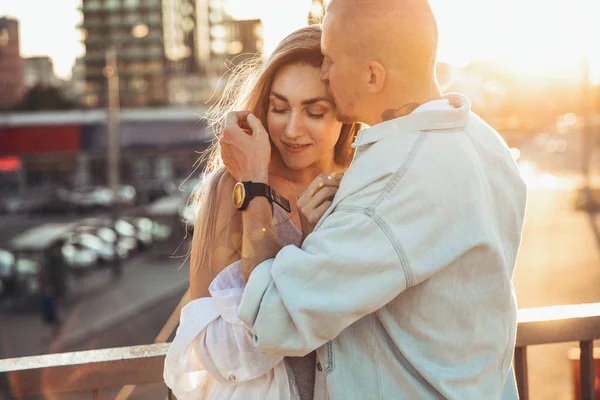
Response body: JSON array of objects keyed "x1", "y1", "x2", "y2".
[{"x1": 352, "y1": 93, "x2": 472, "y2": 148}]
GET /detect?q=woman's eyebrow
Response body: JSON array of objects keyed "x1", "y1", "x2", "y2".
[{"x1": 271, "y1": 91, "x2": 333, "y2": 106}]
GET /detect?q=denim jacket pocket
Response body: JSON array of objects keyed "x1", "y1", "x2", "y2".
[{"x1": 317, "y1": 341, "x2": 335, "y2": 376}]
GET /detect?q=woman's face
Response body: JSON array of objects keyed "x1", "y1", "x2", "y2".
[{"x1": 267, "y1": 63, "x2": 343, "y2": 171}]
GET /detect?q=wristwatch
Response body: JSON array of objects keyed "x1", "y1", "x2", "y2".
[{"x1": 232, "y1": 181, "x2": 291, "y2": 213}]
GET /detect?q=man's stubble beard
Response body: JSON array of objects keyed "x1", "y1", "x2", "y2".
[{"x1": 329, "y1": 87, "x2": 358, "y2": 124}]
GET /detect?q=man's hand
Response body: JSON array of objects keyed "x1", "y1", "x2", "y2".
[
  {"x1": 298, "y1": 173, "x2": 343, "y2": 244},
  {"x1": 220, "y1": 111, "x2": 271, "y2": 182}
]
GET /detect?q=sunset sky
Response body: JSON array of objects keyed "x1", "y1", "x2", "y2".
[{"x1": 1, "y1": 0, "x2": 598, "y2": 81}]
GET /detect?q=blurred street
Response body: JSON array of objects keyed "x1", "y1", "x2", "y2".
[
  {"x1": 511, "y1": 128, "x2": 600, "y2": 400},
  {"x1": 0, "y1": 253, "x2": 187, "y2": 360}
]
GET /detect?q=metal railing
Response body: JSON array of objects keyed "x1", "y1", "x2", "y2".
[
  {"x1": 1, "y1": 303, "x2": 600, "y2": 399},
  {"x1": 515, "y1": 303, "x2": 600, "y2": 400},
  {"x1": 0, "y1": 343, "x2": 174, "y2": 399}
]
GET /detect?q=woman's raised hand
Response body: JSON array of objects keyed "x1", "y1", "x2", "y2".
[
  {"x1": 220, "y1": 111, "x2": 271, "y2": 182},
  {"x1": 297, "y1": 173, "x2": 343, "y2": 243}
]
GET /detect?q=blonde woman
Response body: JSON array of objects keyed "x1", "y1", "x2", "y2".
[{"x1": 163, "y1": 25, "x2": 363, "y2": 400}]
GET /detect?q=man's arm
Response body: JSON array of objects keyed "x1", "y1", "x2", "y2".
[
  {"x1": 238, "y1": 207, "x2": 406, "y2": 357},
  {"x1": 241, "y1": 173, "x2": 343, "y2": 281}
]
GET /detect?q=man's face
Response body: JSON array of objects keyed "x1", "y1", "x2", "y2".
[{"x1": 320, "y1": 13, "x2": 362, "y2": 124}]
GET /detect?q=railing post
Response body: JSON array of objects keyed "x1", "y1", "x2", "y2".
[
  {"x1": 580, "y1": 340, "x2": 596, "y2": 400},
  {"x1": 514, "y1": 346, "x2": 529, "y2": 400}
]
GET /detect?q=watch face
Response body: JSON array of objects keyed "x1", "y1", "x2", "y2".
[{"x1": 232, "y1": 182, "x2": 246, "y2": 209}]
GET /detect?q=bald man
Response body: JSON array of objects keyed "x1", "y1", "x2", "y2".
[{"x1": 220, "y1": 1, "x2": 526, "y2": 399}]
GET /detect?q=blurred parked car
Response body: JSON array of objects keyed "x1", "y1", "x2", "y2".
[
  {"x1": 0, "y1": 249, "x2": 16, "y2": 297},
  {"x1": 34, "y1": 185, "x2": 137, "y2": 215},
  {"x1": 125, "y1": 215, "x2": 172, "y2": 242},
  {"x1": 6, "y1": 222, "x2": 91, "y2": 301},
  {"x1": 114, "y1": 218, "x2": 152, "y2": 248},
  {"x1": 64, "y1": 232, "x2": 117, "y2": 264},
  {"x1": 0, "y1": 248, "x2": 44, "y2": 299},
  {"x1": 82, "y1": 216, "x2": 157, "y2": 250},
  {"x1": 74, "y1": 224, "x2": 136, "y2": 259},
  {"x1": 116, "y1": 185, "x2": 137, "y2": 206},
  {"x1": 60, "y1": 242, "x2": 98, "y2": 272}
]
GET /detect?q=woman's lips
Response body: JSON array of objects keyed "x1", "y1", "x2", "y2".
[{"x1": 283, "y1": 143, "x2": 311, "y2": 153}]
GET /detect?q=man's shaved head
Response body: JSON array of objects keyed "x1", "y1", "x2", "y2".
[
  {"x1": 320, "y1": 0, "x2": 442, "y2": 125},
  {"x1": 327, "y1": 0, "x2": 438, "y2": 75}
]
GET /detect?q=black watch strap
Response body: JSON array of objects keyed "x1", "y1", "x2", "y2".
[{"x1": 244, "y1": 182, "x2": 291, "y2": 213}]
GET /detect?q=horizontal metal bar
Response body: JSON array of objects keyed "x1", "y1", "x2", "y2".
[
  {"x1": 517, "y1": 303, "x2": 600, "y2": 347},
  {"x1": 0, "y1": 344, "x2": 169, "y2": 397},
  {"x1": 1, "y1": 303, "x2": 600, "y2": 397}
]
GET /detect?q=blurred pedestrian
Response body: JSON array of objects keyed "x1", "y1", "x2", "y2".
[{"x1": 40, "y1": 241, "x2": 67, "y2": 328}]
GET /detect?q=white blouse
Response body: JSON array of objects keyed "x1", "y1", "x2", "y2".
[{"x1": 163, "y1": 260, "x2": 300, "y2": 400}]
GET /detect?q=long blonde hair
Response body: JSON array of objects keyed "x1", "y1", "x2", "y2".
[{"x1": 190, "y1": 25, "x2": 363, "y2": 274}]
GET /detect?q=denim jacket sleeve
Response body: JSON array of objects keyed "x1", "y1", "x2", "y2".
[
  {"x1": 237, "y1": 208, "x2": 405, "y2": 357},
  {"x1": 237, "y1": 131, "x2": 505, "y2": 357}
]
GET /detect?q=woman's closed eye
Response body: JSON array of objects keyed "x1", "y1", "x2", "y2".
[
  {"x1": 306, "y1": 106, "x2": 327, "y2": 119},
  {"x1": 271, "y1": 107, "x2": 289, "y2": 114},
  {"x1": 270, "y1": 107, "x2": 324, "y2": 119},
  {"x1": 307, "y1": 111, "x2": 325, "y2": 119}
]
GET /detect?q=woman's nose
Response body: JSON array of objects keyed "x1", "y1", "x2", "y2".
[{"x1": 284, "y1": 112, "x2": 303, "y2": 139}]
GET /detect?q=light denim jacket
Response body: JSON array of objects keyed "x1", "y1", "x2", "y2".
[{"x1": 238, "y1": 93, "x2": 527, "y2": 400}]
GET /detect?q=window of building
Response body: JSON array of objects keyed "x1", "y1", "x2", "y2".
[
  {"x1": 146, "y1": 44, "x2": 162, "y2": 55},
  {"x1": 86, "y1": 1, "x2": 101, "y2": 10},
  {"x1": 0, "y1": 29, "x2": 9, "y2": 47},
  {"x1": 124, "y1": 0, "x2": 139, "y2": 8},
  {"x1": 104, "y1": 0, "x2": 120, "y2": 9}
]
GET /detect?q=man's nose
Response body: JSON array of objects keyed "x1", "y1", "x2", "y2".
[{"x1": 319, "y1": 64, "x2": 329, "y2": 82}]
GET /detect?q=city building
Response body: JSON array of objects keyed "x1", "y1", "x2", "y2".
[
  {"x1": 0, "y1": 17, "x2": 25, "y2": 109},
  {"x1": 23, "y1": 56, "x2": 58, "y2": 88},
  {"x1": 62, "y1": 57, "x2": 88, "y2": 106},
  {"x1": 80, "y1": 0, "x2": 169, "y2": 108},
  {"x1": 168, "y1": 0, "x2": 263, "y2": 105},
  {"x1": 80, "y1": 0, "x2": 263, "y2": 108}
]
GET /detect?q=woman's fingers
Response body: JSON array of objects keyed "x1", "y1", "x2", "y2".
[
  {"x1": 298, "y1": 173, "x2": 343, "y2": 204},
  {"x1": 314, "y1": 200, "x2": 333, "y2": 219},
  {"x1": 223, "y1": 111, "x2": 252, "y2": 138},
  {"x1": 246, "y1": 113, "x2": 268, "y2": 137},
  {"x1": 299, "y1": 186, "x2": 338, "y2": 226},
  {"x1": 308, "y1": 186, "x2": 338, "y2": 209}
]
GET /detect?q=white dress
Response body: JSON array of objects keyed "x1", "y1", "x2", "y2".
[{"x1": 164, "y1": 207, "x2": 314, "y2": 400}]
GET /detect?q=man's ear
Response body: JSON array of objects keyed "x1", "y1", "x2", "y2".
[{"x1": 365, "y1": 59, "x2": 386, "y2": 94}]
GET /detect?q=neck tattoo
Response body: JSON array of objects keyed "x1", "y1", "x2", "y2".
[{"x1": 381, "y1": 103, "x2": 421, "y2": 122}]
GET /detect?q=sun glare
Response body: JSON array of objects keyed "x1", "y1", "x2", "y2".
[
  {"x1": 432, "y1": 0, "x2": 598, "y2": 80},
  {"x1": 1, "y1": 0, "x2": 598, "y2": 80}
]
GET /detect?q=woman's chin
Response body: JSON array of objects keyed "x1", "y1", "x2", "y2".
[{"x1": 281, "y1": 157, "x2": 312, "y2": 171}]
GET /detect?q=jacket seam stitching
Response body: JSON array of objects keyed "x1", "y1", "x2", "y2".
[
  {"x1": 368, "y1": 131, "x2": 429, "y2": 210},
  {"x1": 336, "y1": 206, "x2": 413, "y2": 288}
]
